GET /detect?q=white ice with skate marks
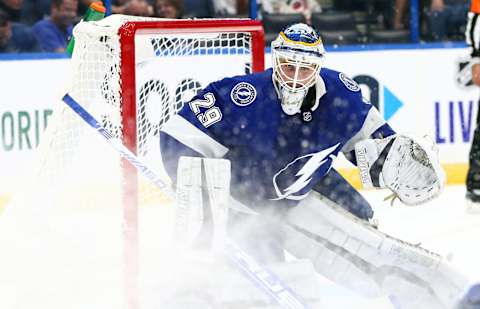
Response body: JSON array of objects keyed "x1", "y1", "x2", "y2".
[{"x1": 0, "y1": 185, "x2": 479, "y2": 309}]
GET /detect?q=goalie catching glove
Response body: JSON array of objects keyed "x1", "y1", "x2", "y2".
[{"x1": 355, "y1": 134, "x2": 445, "y2": 206}]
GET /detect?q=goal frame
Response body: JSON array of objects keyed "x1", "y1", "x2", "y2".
[{"x1": 116, "y1": 19, "x2": 265, "y2": 309}]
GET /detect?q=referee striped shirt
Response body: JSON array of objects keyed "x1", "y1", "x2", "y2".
[{"x1": 467, "y1": 0, "x2": 480, "y2": 59}]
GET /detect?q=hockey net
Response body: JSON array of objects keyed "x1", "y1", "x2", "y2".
[{"x1": 0, "y1": 15, "x2": 264, "y2": 309}]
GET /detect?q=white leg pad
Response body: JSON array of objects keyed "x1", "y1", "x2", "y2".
[
  {"x1": 175, "y1": 156, "x2": 230, "y2": 250},
  {"x1": 203, "y1": 157, "x2": 230, "y2": 250},
  {"x1": 175, "y1": 156, "x2": 204, "y2": 247},
  {"x1": 281, "y1": 191, "x2": 469, "y2": 309}
]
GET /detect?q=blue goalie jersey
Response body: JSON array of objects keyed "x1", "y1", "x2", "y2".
[{"x1": 160, "y1": 68, "x2": 395, "y2": 207}]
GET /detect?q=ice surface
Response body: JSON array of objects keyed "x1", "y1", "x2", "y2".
[{"x1": 0, "y1": 185, "x2": 478, "y2": 309}]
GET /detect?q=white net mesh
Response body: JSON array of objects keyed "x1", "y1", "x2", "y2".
[{"x1": 0, "y1": 15, "x2": 260, "y2": 308}]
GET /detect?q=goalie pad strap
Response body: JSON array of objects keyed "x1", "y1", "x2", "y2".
[{"x1": 175, "y1": 156, "x2": 230, "y2": 250}]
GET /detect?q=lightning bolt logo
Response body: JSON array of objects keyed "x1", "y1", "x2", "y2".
[{"x1": 272, "y1": 143, "x2": 340, "y2": 200}]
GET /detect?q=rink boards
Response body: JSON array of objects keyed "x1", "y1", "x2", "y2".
[{"x1": 0, "y1": 45, "x2": 478, "y2": 207}]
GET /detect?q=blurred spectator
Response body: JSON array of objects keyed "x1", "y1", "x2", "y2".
[
  {"x1": 21, "y1": 0, "x2": 51, "y2": 25},
  {"x1": 183, "y1": 0, "x2": 214, "y2": 17},
  {"x1": 0, "y1": 0, "x2": 23, "y2": 22},
  {"x1": 427, "y1": 0, "x2": 468, "y2": 40},
  {"x1": 331, "y1": 0, "x2": 356, "y2": 10},
  {"x1": 121, "y1": 0, "x2": 152, "y2": 16},
  {"x1": 319, "y1": 0, "x2": 333, "y2": 9},
  {"x1": 0, "y1": 8, "x2": 41, "y2": 52},
  {"x1": 153, "y1": 0, "x2": 182, "y2": 18},
  {"x1": 77, "y1": 0, "x2": 95, "y2": 16},
  {"x1": 261, "y1": 0, "x2": 321, "y2": 23},
  {"x1": 393, "y1": 0, "x2": 407, "y2": 29},
  {"x1": 32, "y1": 0, "x2": 78, "y2": 52},
  {"x1": 333, "y1": 0, "x2": 396, "y2": 30},
  {"x1": 212, "y1": 0, "x2": 248, "y2": 17}
]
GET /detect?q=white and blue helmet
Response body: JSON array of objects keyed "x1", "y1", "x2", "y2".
[{"x1": 271, "y1": 23, "x2": 325, "y2": 115}]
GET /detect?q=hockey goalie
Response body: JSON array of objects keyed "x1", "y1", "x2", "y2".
[{"x1": 160, "y1": 23, "x2": 473, "y2": 308}]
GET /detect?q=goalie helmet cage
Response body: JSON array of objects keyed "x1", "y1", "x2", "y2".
[{"x1": 67, "y1": 15, "x2": 265, "y2": 309}]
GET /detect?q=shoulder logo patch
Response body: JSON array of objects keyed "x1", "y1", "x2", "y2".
[
  {"x1": 230, "y1": 82, "x2": 257, "y2": 107},
  {"x1": 339, "y1": 73, "x2": 360, "y2": 92}
]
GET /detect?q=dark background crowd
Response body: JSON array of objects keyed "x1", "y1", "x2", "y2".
[{"x1": 0, "y1": 0, "x2": 470, "y2": 53}]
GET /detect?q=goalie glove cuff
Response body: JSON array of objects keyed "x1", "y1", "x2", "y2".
[{"x1": 355, "y1": 136, "x2": 396, "y2": 189}]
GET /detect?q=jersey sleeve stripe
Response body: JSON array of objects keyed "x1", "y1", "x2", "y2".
[{"x1": 161, "y1": 114, "x2": 229, "y2": 158}]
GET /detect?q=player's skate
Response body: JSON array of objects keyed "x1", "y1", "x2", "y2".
[{"x1": 456, "y1": 283, "x2": 480, "y2": 309}]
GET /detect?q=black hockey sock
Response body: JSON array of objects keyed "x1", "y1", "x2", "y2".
[{"x1": 467, "y1": 126, "x2": 480, "y2": 192}]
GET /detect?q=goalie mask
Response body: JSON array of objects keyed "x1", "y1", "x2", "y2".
[{"x1": 272, "y1": 23, "x2": 325, "y2": 115}]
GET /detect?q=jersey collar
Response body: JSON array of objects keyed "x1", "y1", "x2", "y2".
[{"x1": 312, "y1": 74, "x2": 326, "y2": 112}]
